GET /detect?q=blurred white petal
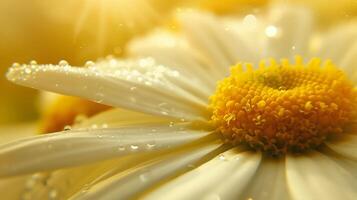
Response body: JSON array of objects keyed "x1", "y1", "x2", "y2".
[
  {"x1": 178, "y1": 11, "x2": 259, "y2": 74},
  {"x1": 264, "y1": 4, "x2": 313, "y2": 59},
  {"x1": 286, "y1": 151, "x2": 357, "y2": 200},
  {"x1": 318, "y1": 21, "x2": 357, "y2": 65}
]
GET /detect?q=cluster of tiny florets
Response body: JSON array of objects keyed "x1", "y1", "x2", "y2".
[{"x1": 210, "y1": 56, "x2": 357, "y2": 155}]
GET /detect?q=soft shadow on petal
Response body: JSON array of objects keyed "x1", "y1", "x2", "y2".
[
  {"x1": 0, "y1": 122, "x2": 214, "y2": 177},
  {"x1": 286, "y1": 151, "x2": 357, "y2": 200},
  {"x1": 78, "y1": 108, "x2": 173, "y2": 128},
  {"x1": 6, "y1": 58, "x2": 210, "y2": 121},
  {"x1": 325, "y1": 134, "x2": 357, "y2": 161},
  {"x1": 241, "y1": 156, "x2": 291, "y2": 200},
  {"x1": 143, "y1": 149, "x2": 261, "y2": 200},
  {"x1": 69, "y1": 141, "x2": 225, "y2": 200},
  {"x1": 264, "y1": 4, "x2": 313, "y2": 59}
]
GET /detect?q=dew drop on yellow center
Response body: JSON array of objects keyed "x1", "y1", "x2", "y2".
[{"x1": 210, "y1": 56, "x2": 357, "y2": 155}]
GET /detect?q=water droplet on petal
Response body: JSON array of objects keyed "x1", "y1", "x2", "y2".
[
  {"x1": 218, "y1": 154, "x2": 226, "y2": 161},
  {"x1": 169, "y1": 122, "x2": 175, "y2": 127},
  {"x1": 130, "y1": 144, "x2": 139, "y2": 150},
  {"x1": 30, "y1": 60, "x2": 37, "y2": 65},
  {"x1": 12, "y1": 62, "x2": 20, "y2": 67},
  {"x1": 139, "y1": 174, "x2": 148, "y2": 182},
  {"x1": 118, "y1": 145, "x2": 126, "y2": 151},
  {"x1": 59, "y1": 60, "x2": 68, "y2": 66},
  {"x1": 85, "y1": 61, "x2": 95, "y2": 67},
  {"x1": 24, "y1": 68, "x2": 32, "y2": 74},
  {"x1": 146, "y1": 142, "x2": 156, "y2": 149},
  {"x1": 48, "y1": 189, "x2": 58, "y2": 200},
  {"x1": 63, "y1": 125, "x2": 72, "y2": 131}
]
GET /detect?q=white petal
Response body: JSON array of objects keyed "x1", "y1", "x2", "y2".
[
  {"x1": 241, "y1": 157, "x2": 291, "y2": 200},
  {"x1": 144, "y1": 149, "x2": 261, "y2": 200},
  {"x1": 318, "y1": 21, "x2": 357, "y2": 65},
  {"x1": 128, "y1": 30, "x2": 218, "y2": 94},
  {"x1": 222, "y1": 16, "x2": 266, "y2": 62},
  {"x1": 7, "y1": 58, "x2": 210, "y2": 121},
  {"x1": 25, "y1": 153, "x2": 159, "y2": 199},
  {"x1": 325, "y1": 134, "x2": 357, "y2": 160},
  {"x1": 0, "y1": 122, "x2": 213, "y2": 177},
  {"x1": 286, "y1": 151, "x2": 357, "y2": 200},
  {"x1": 339, "y1": 41, "x2": 357, "y2": 80},
  {"x1": 178, "y1": 10, "x2": 259, "y2": 73},
  {"x1": 0, "y1": 125, "x2": 37, "y2": 198},
  {"x1": 70, "y1": 141, "x2": 224, "y2": 200},
  {"x1": 264, "y1": 4, "x2": 313, "y2": 59},
  {"x1": 77, "y1": 108, "x2": 172, "y2": 128}
]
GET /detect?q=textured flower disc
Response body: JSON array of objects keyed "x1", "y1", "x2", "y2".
[{"x1": 210, "y1": 56, "x2": 357, "y2": 155}]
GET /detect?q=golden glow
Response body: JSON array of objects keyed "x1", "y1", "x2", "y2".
[
  {"x1": 40, "y1": 96, "x2": 111, "y2": 133},
  {"x1": 210, "y1": 56, "x2": 357, "y2": 155},
  {"x1": 71, "y1": 0, "x2": 160, "y2": 54}
]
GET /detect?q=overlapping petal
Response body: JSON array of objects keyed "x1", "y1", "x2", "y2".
[
  {"x1": 6, "y1": 58, "x2": 210, "y2": 121},
  {"x1": 0, "y1": 122, "x2": 214, "y2": 177}
]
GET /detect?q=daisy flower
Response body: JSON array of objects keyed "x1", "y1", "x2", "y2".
[{"x1": 2, "y1": 4, "x2": 357, "y2": 200}]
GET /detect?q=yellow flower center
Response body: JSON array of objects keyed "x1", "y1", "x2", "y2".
[{"x1": 210, "y1": 56, "x2": 357, "y2": 155}]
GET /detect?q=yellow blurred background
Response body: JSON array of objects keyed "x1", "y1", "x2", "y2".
[{"x1": 0, "y1": 0, "x2": 356, "y2": 125}]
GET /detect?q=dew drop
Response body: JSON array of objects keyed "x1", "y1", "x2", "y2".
[
  {"x1": 30, "y1": 60, "x2": 37, "y2": 65},
  {"x1": 169, "y1": 122, "x2": 175, "y2": 127},
  {"x1": 161, "y1": 111, "x2": 168, "y2": 115},
  {"x1": 118, "y1": 145, "x2": 126, "y2": 151},
  {"x1": 63, "y1": 125, "x2": 72, "y2": 131},
  {"x1": 48, "y1": 189, "x2": 58, "y2": 200},
  {"x1": 130, "y1": 144, "x2": 139, "y2": 150},
  {"x1": 146, "y1": 142, "x2": 156, "y2": 149},
  {"x1": 24, "y1": 68, "x2": 32, "y2": 74},
  {"x1": 187, "y1": 164, "x2": 195, "y2": 168},
  {"x1": 58, "y1": 60, "x2": 68, "y2": 66},
  {"x1": 243, "y1": 14, "x2": 257, "y2": 27},
  {"x1": 139, "y1": 174, "x2": 148, "y2": 182},
  {"x1": 218, "y1": 154, "x2": 226, "y2": 161},
  {"x1": 12, "y1": 62, "x2": 20, "y2": 67},
  {"x1": 85, "y1": 61, "x2": 95, "y2": 67},
  {"x1": 95, "y1": 92, "x2": 104, "y2": 103}
]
